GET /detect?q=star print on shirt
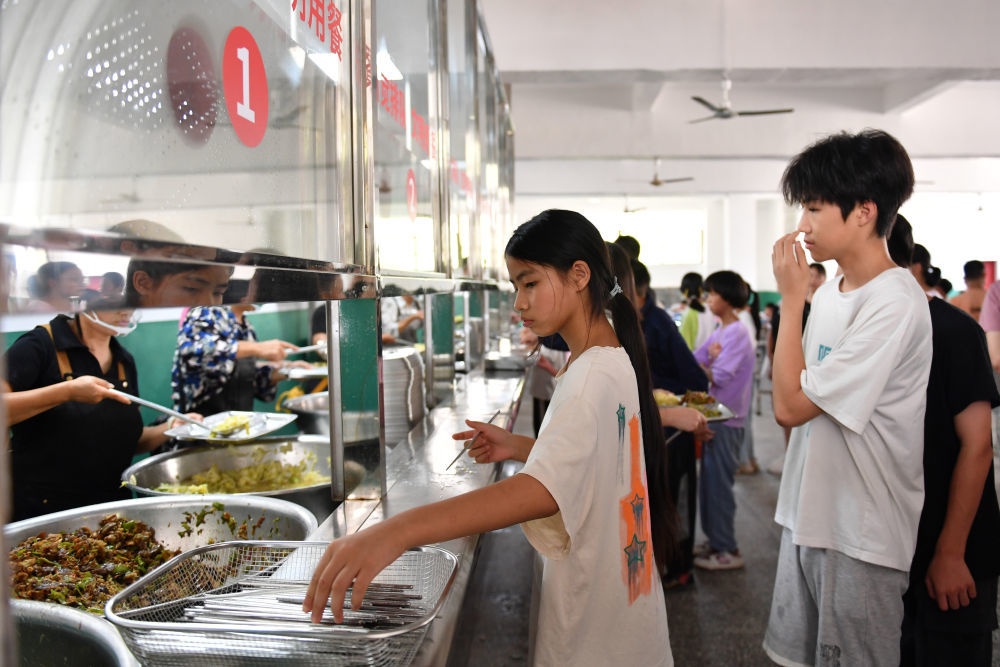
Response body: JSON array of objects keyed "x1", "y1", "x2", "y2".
[
  {"x1": 624, "y1": 533, "x2": 647, "y2": 569},
  {"x1": 630, "y1": 492, "x2": 645, "y2": 527}
]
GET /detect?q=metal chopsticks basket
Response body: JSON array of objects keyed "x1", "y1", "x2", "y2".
[{"x1": 105, "y1": 541, "x2": 458, "y2": 666}]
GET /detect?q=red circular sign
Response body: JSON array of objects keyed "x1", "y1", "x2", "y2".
[
  {"x1": 222, "y1": 27, "x2": 268, "y2": 147},
  {"x1": 406, "y1": 169, "x2": 418, "y2": 221}
]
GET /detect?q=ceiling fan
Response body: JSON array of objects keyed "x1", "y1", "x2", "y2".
[
  {"x1": 620, "y1": 158, "x2": 694, "y2": 188},
  {"x1": 647, "y1": 158, "x2": 694, "y2": 186},
  {"x1": 689, "y1": 78, "x2": 794, "y2": 123},
  {"x1": 622, "y1": 195, "x2": 645, "y2": 214}
]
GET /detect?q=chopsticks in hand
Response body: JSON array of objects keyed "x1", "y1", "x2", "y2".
[{"x1": 446, "y1": 408, "x2": 502, "y2": 470}]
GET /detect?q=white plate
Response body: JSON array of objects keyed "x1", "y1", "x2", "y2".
[
  {"x1": 164, "y1": 411, "x2": 298, "y2": 443},
  {"x1": 285, "y1": 365, "x2": 328, "y2": 380}
]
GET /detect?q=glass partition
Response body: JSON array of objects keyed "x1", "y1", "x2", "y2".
[
  {"x1": 372, "y1": 0, "x2": 444, "y2": 275},
  {"x1": 0, "y1": 0, "x2": 355, "y2": 264},
  {"x1": 446, "y1": 0, "x2": 478, "y2": 279}
]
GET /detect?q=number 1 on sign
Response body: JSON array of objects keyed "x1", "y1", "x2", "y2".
[{"x1": 236, "y1": 46, "x2": 255, "y2": 122}]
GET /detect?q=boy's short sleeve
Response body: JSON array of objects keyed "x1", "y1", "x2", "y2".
[{"x1": 800, "y1": 296, "x2": 920, "y2": 434}]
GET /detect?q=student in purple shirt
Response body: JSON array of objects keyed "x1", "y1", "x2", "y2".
[{"x1": 692, "y1": 270, "x2": 756, "y2": 570}]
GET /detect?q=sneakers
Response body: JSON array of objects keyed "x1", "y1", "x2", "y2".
[
  {"x1": 693, "y1": 540, "x2": 712, "y2": 558},
  {"x1": 735, "y1": 459, "x2": 760, "y2": 475},
  {"x1": 662, "y1": 570, "x2": 693, "y2": 590},
  {"x1": 693, "y1": 550, "x2": 744, "y2": 571}
]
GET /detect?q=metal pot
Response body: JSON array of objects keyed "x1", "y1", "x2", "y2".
[
  {"x1": 4, "y1": 494, "x2": 318, "y2": 554},
  {"x1": 282, "y1": 393, "x2": 380, "y2": 443},
  {"x1": 119, "y1": 438, "x2": 363, "y2": 521},
  {"x1": 11, "y1": 599, "x2": 139, "y2": 667}
]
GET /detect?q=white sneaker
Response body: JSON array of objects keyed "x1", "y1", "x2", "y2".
[
  {"x1": 693, "y1": 540, "x2": 712, "y2": 558},
  {"x1": 693, "y1": 551, "x2": 744, "y2": 571},
  {"x1": 767, "y1": 453, "x2": 785, "y2": 475}
]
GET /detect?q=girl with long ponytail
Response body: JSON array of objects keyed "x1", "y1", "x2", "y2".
[{"x1": 305, "y1": 210, "x2": 675, "y2": 666}]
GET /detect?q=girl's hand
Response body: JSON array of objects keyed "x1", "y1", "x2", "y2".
[
  {"x1": 452, "y1": 419, "x2": 519, "y2": 463},
  {"x1": 708, "y1": 342, "x2": 722, "y2": 360},
  {"x1": 659, "y1": 406, "x2": 708, "y2": 433},
  {"x1": 303, "y1": 522, "x2": 407, "y2": 624},
  {"x1": 772, "y1": 233, "x2": 811, "y2": 305},
  {"x1": 67, "y1": 376, "x2": 127, "y2": 404}
]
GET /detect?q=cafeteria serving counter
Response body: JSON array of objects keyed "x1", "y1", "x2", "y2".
[{"x1": 308, "y1": 368, "x2": 526, "y2": 666}]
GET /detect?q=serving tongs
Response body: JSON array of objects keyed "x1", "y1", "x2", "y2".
[{"x1": 108, "y1": 389, "x2": 210, "y2": 433}]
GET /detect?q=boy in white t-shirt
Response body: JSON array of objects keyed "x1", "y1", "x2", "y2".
[{"x1": 763, "y1": 129, "x2": 933, "y2": 666}]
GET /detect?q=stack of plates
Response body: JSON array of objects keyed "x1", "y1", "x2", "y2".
[{"x1": 383, "y1": 346, "x2": 426, "y2": 445}]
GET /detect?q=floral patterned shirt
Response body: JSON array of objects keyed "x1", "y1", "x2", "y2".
[{"x1": 171, "y1": 306, "x2": 276, "y2": 412}]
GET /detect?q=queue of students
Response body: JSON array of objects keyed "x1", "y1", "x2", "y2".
[{"x1": 297, "y1": 127, "x2": 1000, "y2": 666}]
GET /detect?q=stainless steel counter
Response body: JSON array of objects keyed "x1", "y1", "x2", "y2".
[{"x1": 308, "y1": 369, "x2": 526, "y2": 666}]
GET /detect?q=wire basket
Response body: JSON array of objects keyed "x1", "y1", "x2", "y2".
[{"x1": 105, "y1": 541, "x2": 458, "y2": 667}]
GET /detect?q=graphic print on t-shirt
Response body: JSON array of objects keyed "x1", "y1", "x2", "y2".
[
  {"x1": 616, "y1": 403, "x2": 626, "y2": 484},
  {"x1": 620, "y1": 413, "x2": 654, "y2": 603}
]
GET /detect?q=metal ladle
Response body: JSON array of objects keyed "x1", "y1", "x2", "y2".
[{"x1": 108, "y1": 389, "x2": 209, "y2": 432}]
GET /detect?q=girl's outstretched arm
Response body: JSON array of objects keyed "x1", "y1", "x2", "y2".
[{"x1": 303, "y1": 474, "x2": 556, "y2": 623}]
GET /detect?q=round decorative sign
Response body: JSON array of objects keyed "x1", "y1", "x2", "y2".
[
  {"x1": 222, "y1": 27, "x2": 268, "y2": 147},
  {"x1": 166, "y1": 27, "x2": 218, "y2": 145}
]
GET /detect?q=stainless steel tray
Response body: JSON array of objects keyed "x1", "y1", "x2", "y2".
[
  {"x1": 687, "y1": 401, "x2": 736, "y2": 423},
  {"x1": 106, "y1": 542, "x2": 459, "y2": 667},
  {"x1": 5, "y1": 495, "x2": 318, "y2": 556},
  {"x1": 164, "y1": 411, "x2": 298, "y2": 443}
]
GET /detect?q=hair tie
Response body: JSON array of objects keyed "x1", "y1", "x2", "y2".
[{"x1": 609, "y1": 276, "x2": 623, "y2": 299}]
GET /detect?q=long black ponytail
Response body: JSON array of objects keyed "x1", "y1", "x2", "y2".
[{"x1": 506, "y1": 209, "x2": 677, "y2": 571}]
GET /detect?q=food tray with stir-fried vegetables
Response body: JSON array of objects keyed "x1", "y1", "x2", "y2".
[
  {"x1": 653, "y1": 389, "x2": 735, "y2": 422},
  {"x1": 106, "y1": 542, "x2": 459, "y2": 667},
  {"x1": 5, "y1": 495, "x2": 318, "y2": 616},
  {"x1": 164, "y1": 411, "x2": 297, "y2": 443}
]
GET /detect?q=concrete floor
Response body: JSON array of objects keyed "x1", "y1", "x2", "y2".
[{"x1": 448, "y1": 386, "x2": 1000, "y2": 666}]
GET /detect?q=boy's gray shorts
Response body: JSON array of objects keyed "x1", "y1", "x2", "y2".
[{"x1": 763, "y1": 528, "x2": 909, "y2": 667}]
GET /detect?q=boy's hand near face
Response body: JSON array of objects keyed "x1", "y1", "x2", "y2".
[{"x1": 772, "y1": 233, "x2": 811, "y2": 305}]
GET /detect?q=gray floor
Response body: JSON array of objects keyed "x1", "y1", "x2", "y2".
[{"x1": 449, "y1": 388, "x2": 1000, "y2": 666}]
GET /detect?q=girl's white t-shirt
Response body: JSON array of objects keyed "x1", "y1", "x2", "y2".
[{"x1": 519, "y1": 346, "x2": 673, "y2": 667}]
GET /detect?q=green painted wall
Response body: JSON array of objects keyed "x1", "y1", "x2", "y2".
[
  {"x1": 468, "y1": 291, "x2": 483, "y2": 318},
  {"x1": 3, "y1": 303, "x2": 381, "y2": 421},
  {"x1": 431, "y1": 293, "x2": 454, "y2": 353},
  {"x1": 757, "y1": 291, "x2": 780, "y2": 310},
  {"x1": 337, "y1": 300, "x2": 379, "y2": 411}
]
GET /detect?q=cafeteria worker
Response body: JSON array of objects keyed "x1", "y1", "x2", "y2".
[{"x1": 3, "y1": 298, "x2": 199, "y2": 521}]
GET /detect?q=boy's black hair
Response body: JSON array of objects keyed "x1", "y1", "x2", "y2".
[
  {"x1": 35, "y1": 261, "x2": 79, "y2": 297},
  {"x1": 964, "y1": 260, "x2": 985, "y2": 281},
  {"x1": 613, "y1": 234, "x2": 640, "y2": 261},
  {"x1": 939, "y1": 278, "x2": 953, "y2": 296},
  {"x1": 703, "y1": 270, "x2": 749, "y2": 309},
  {"x1": 631, "y1": 259, "x2": 651, "y2": 289},
  {"x1": 809, "y1": 262, "x2": 827, "y2": 276},
  {"x1": 887, "y1": 214, "x2": 914, "y2": 268},
  {"x1": 780, "y1": 129, "x2": 914, "y2": 238},
  {"x1": 101, "y1": 271, "x2": 125, "y2": 290},
  {"x1": 507, "y1": 210, "x2": 676, "y2": 570}
]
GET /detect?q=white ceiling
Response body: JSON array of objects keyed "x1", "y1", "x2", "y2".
[{"x1": 480, "y1": 0, "x2": 1000, "y2": 195}]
